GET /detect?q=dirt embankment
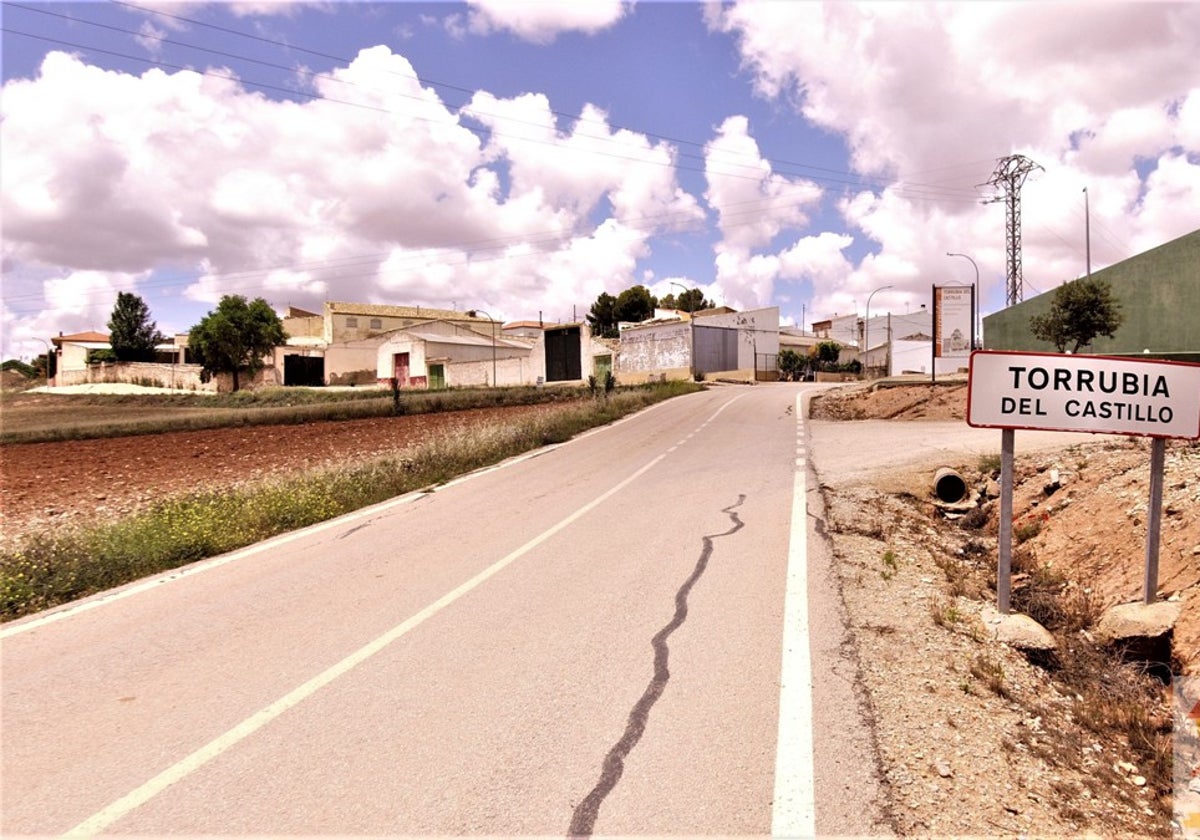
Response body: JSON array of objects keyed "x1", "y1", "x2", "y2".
[
  {"x1": 812, "y1": 381, "x2": 1196, "y2": 837},
  {"x1": 813, "y1": 380, "x2": 1200, "y2": 668}
]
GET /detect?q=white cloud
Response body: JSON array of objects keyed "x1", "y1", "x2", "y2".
[
  {"x1": 700, "y1": 115, "x2": 823, "y2": 312},
  {"x1": 710, "y1": 0, "x2": 1200, "y2": 321},
  {"x1": 463, "y1": 94, "x2": 703, "y2": 233},
  {"x1": 4, "y1": 3, "x2": 1197, "y2": 360},
  {"x1": 704, "y1": 115, "x2": 821, "y2": 250},
  {"x1": 466, "y1": 0, "x2": 627, "y2": 44},
  {"x1": 2, "y1": 269, "x2": 150, "y2": 360},
  {"x1": 135, "y1": 20, "x2": 170, "y2": 55},
  {"x1": 1, "y1": 41, "x2": 702, "y2": 353}
]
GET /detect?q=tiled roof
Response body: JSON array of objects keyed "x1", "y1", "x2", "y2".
[
  {"x1": 325, "y1": 301, "x2": 488, "y2": 321},
  {"x1": 52, "y1": 331, "x2": 110, "y2": 345},
  {"x1": 404, "y1": 330, "x2": 530, "y2": 349}
]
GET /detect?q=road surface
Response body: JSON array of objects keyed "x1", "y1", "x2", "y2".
[{"x1": 2, "y1": 383, "x2": 889, "y2": 837}]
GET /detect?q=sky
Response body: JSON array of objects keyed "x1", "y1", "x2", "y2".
[{"x1": 2, "y1": 1, "x2": 1199, "y2": 361}]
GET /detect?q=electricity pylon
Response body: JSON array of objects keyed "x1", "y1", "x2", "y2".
[{"x1": 983, "y1": 155, "x2": 1043, "y2": 306}]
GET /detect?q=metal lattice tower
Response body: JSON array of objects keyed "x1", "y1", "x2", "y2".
[{"x1": 983, "y1": 155, "x2": 1043, "y2": 306}]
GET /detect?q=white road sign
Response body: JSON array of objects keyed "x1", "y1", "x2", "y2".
[{"x1": 968, "y1": 350, "x2": 1200, "y2": 439}]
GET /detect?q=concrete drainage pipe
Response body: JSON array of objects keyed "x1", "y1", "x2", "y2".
[{"x1": 934, "y1": 467, "x2": 969, "y2": 503}]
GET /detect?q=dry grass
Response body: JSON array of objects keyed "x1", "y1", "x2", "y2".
[
  {"x1": 0, "y1": 384, "x2": 592, "y2": 444},
  {"x1": 1, "y1": 382, "x2": 700, "y2": 620},
  {"x1": 928, "y1": 500, "x2": 1174, "y2": 820}
]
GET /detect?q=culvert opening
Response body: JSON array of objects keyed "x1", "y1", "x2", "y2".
[{"x1": 934, "y1": 468, "x2": 968, "y2": 503}]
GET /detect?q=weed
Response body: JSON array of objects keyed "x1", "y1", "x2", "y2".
[
  {"x1": 934, "y1": 553, "x2": 981, "y2": 598},
  {"x1": 969, "y1": 653, "x2": 1010, "y2": 698},
  {"x1": 1055, "y1": 639, "x2": 1173, "y2": 807},
  {"x1": 1010, "y1": 558, "x2": 1100, "y2": 633},
  {"x1": 978, "y1": 452, "x2": 1002, "y2": 476},
  {"x1": 929, "y1": 594, "x2": 962, "y2": 628},
  {"x1": 880, "y1": 549, "x2": 898, "y2": 580},
  {"x1": 1014, "y1": 512, "x2": 1046, "y2": 543}
]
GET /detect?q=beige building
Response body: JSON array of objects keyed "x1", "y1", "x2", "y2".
[
  {"x1": 375, "y1": 320, "x2": 615, "y2": 389},
  {"x1": 376, "y1": 321, "x2": 535, "y2": 388},
  {"x1": 277, "y1": 302, "x2": 495, "y2": 386}
]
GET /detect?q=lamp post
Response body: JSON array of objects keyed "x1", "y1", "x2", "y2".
[
  {"x1": 467, "y1": 309, "x2": 497, "y2": 387},
  {"x1": 669, "y1": 282, "x2": 695, "y2": 380},
  {"x1": 864, "y1": 284, "x2": 893, "y2": 379},
  {"x1": 669, "y1": 281, "x2": 691, "y2": 314},
  {"x1": 32, "y1": 337, "x2": 54, "y2": 382},
  {"x1": 946, "y1": 252, "x2": 980, "y2": 348}
]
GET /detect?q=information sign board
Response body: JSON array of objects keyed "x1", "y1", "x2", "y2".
[
  {"x1": 967, "y1": 350, "x2": 1200, "y2": 439},
  {"x1": 934, "y1": 285, "x2": 974, "y2": 358}
]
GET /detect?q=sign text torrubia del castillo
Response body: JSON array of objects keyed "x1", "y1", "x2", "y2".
[{"x1": 967, "y1": 350, "x2": 1200, "y2": 440}]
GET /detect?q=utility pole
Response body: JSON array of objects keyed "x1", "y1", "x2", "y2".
[
  {"x1": 983, "y1": 154, "x2": 1043, "y2": 307},
  {"x1": 1083, "y1": 186, "x2": 1091, "y2": 278}
]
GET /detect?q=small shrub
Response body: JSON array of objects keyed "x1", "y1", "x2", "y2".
[
  {"x1": 929, "y1": 594, "x2": 962, "y2": 627},
  {"x1": 1013, "y1": 512, "x2": 1046, "y2": 543},
  {"x1": 880, "y1": 549, "x2": 898, "y2": 580},
  {"x1": 978, "y1": 453, "x2": 1002, "y2": 476},
  {"x1": 969, "y1": 653, "x2": 1010, "y2": 698}
]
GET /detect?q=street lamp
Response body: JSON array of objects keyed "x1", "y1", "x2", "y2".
[
  {"x1": 946, "y1": 252, "x2": 980, "y2": 348},
  {"x1": 669, "y1": 281, "x2": 691, "y2": 314},
  {"x1": 669, "y1": 282, "x2": 696, "y2": 380},
  {"x1": 864, "y1": 285, "x2": 893, "y2": 379},
  {"x1": 467, "y1": 309, "x2": 497, "y2": 387},
  {"x1": 32, "y1": 337, "x2": 54, "y2": 382}
]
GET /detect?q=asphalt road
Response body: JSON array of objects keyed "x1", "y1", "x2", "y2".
[{"x1": 2, "y1": 383, "x2": 889, "y2": 838}]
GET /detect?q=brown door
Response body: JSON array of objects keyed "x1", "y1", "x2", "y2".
[{"x1": 394, "y1": 352, "x2": 410, "y2": 387}]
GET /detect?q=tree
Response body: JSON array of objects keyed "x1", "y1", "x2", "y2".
[
  {"x1": 587, "y1": 291, "x2": 620, "y2": 338},
  {"x1": 777, "y1": 348, "x2": 806, "y2": 381},
  {"x1": 671, "y1": 287, "x2": 714, "y2": 313},
  {"x1": 587, "y1": 284, "x2": 665, "y2": 338},
  {"x1": 188, "y1": 295, "x2": 287, "y2": 392},
  {"x1": 1029, "y1": 277, "x2": 1123, "y2": 353},
  {"x1": 107, "y1": 292, "x2": 166, "y2": 362},
  {"x1": 614, "y1": 285, "x2": 657, "y2": 324},
  {"x1": 813, "y1": 340, "x2": 842, "y2": 371}
]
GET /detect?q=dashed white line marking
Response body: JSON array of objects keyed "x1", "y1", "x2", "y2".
[{"x1": 772, "y1": 392, "x2": 816, "y2": 838}]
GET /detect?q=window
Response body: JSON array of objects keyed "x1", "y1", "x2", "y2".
[
  {"x1": 370, "y1": 318, "x2": 382, "y2": 330},
  {"x1": 345, "y1": 317, "x2": 358, "y2": 327}
]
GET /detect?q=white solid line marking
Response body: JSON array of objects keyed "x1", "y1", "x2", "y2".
[
  {"x1": 772, "y1": 393, "x2": 816, "y2": 838},
  {"x1": 65, "y1": 393, "x2": 746, "y2": 837},
  {"x1": 65, "y1": 453, "x2": 667, "y2": 838}
]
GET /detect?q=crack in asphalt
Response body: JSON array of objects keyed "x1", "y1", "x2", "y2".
[{"x1": 567, "y1": 494, "x2": 747, "y2": 838}]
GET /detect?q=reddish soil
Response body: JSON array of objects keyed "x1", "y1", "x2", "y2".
[{"x1": 0, "y1": 404, "x2": 554, "y2": 545}]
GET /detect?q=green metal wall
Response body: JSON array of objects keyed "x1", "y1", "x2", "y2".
[{"x1": 983, "y1": 230, "x2": 1199, "y2": 362}]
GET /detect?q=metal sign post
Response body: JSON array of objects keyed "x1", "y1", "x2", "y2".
[
  {"x1": 967, "y1": 350, "x2": 1200, "y2": 613},
  {"x1": 998, "y1": 428, "x2": 1015, "y2": 614},
  {"x1": 1145, "y1": 438, "x2": 1166, "y2": 604}
]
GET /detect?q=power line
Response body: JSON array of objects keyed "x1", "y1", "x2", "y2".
[
  {"x1": 1, "y1": 2, "x2": 1001, "y2": 324},
  {"x1": 2, "y1": 3, "x2": 986, "y2": 202}
]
